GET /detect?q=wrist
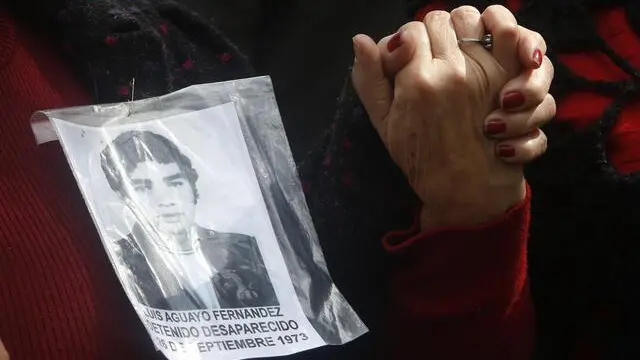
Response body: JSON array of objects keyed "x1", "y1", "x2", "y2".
[{"x1": 419, "y1": 181, "x2": 526, "y2": 231}]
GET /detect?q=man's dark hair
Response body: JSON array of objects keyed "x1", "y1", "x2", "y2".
[{"x1": 100, "y1": 130, "x2": 199, "y2": 202}]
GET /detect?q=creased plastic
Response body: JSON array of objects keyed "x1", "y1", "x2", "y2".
[{"x1": 31, "y1": 76, "x2": 367, "y2": 360}]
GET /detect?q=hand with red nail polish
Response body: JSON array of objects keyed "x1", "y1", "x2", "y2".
[
  {"x1": 351, "y1": 7, "x2": 549, "y2": 229},
  {"x1": 374, "y1": 5, "x2": 555, "y2": 170},
  {"x1": 480, "y1": 6, "x2": 555, "y2": 166}
]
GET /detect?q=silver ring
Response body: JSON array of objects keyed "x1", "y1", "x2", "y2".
[{"x1": 458, "y1": 33, "x2": 493, "y2": 51}]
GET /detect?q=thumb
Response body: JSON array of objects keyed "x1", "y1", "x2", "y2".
[
  {"x1": 351, "y1": 34, "x2": 392, "y2": 130},
  {"x1": 517, "y1": 25, "x2": 547, "y2": 70},
  {"x1": 379, "y1": 29, "x2": 417, "y2": 78}
]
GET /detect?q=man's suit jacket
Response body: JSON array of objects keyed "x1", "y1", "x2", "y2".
[{"x1": 115, "y1": 224, "x2": 279, "y2": 310}]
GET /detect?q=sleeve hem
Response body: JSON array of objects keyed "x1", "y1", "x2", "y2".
[{"x1": 382, "y1": 183, "x2": 532, "y2": 252}]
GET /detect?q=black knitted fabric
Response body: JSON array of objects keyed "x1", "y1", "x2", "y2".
[
  {"x1": 518, "y1": 1, "x2": 640, "y2": 358},
  {"x1": 7, "y1": 0, "x2": 254, "y2": 103}
]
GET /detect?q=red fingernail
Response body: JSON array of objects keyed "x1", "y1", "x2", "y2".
[
  {"x1": 387, "y1": 31, "x2": 403, "y2": 53},
  {"x1": 533, "y1": 49, "x2": 543, "y2": 68},
  {"x1": 486, "y1": 120, "x2": 507, "y2": 135},
  {"x1": 498, "y1": 145, "x2": 516, "y2": 158},
  {"x1": 502, "y1": 91, "x2": 525, "y2": 110}
]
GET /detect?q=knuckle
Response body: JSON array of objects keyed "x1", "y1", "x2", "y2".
[
  {"x1": 534, "y1": 94, "x2": 556, "y2": 122},
  {"x1": 527, "y1": 96, "x2": 555, "y2": 129},
  {"x1": 402, "y1": 21, "x2": 426, "y2": 33},
  {"x1": 376, "y1": 35, "x2": 390, "y2": 50},
  {"x1": 484, "y1": 4, "x2": 503, "y2": 13},
  {"x1": 533, "y1": 30, "x2": 545, "y2": 46},
  {"x1": 535, "y1": 97, "x2": 556, "y2": 128},
  {"x1": 414, "y1": 75, "x2": 438, "y2": 94},
  {"x1": 530, "y1": 83, "x2": 547, "y2": 105},
  {"x1": 546, "y1": 94, "x2": 557, "y2": 118},
  {"x1": 496, "y1": 20, "x2": 519, "y2": 40},
  {"x1": 415, "y1": 73, "x2": 461, "y2": 97},
  {"x1": 425, "y1": 10, "x2": 450, "y2": 23},
  {"x1": 483, "y1": 4, "x2": 509, "y2": 18},
  {"x1": 536, "y1": 131, "x2": 549, "y2": 156},
  {"x1": 543, "y1": 56, "x2": 555, "y2": 79},
  {"x1": 449, "y1": 68, "x2": 467, "y2": 85},
  {"x1": 402, "y1": 64, "x2": 467, "y2": 98},
  {"x1": 450, "y1": 5, "x2": 480, "y2": 19},
  {"x1": 521, "y1": 81, "x2": 546, "y2": 107},
  {"x1": 528, "y1": 75, "x2": 551, "y2": 103},
  {"x1": 399, "y1": 69, "x2": 435, "y2": 95},
  {"x1": 507, "y1": 21, "x2": 520, "y2": 35}
]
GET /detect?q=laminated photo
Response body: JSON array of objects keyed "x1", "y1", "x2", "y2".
[{"x1": 50, "y1": 102, "x2": 327, "y2": 359}]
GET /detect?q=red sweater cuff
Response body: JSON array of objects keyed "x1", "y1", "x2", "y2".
[
  {"x1": 383, "y1": 185, "x2": 532, "y2": 317},
  {"x1": 379, "y1": 186, "x2": 534, "y2": 360}
]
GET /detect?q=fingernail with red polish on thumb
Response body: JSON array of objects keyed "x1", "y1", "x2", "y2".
[{"x1": 387, "y1": 31, "x2": 404, "y2": 53}]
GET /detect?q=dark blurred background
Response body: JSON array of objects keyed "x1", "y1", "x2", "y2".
[{"x1": 180, "y1": 0, "x2": 407, "y2": 159}]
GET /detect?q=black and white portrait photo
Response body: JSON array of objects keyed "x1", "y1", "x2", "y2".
[
  {"x1": 47, "y1": 94, "x2": 352, "y2": 359},
  {"x1": 49, "y1": 103, "x2": 313, "y2": 314},
  {"x1": 99, "y1": 130, "x2": 278, "y2": 310}
]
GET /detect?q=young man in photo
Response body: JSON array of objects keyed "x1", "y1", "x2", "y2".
[{"x1": 100, "y1": 130, "x2": 278, "y2": 310}]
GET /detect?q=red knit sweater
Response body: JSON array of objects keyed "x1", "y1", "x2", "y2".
[{"x1": 0, "y1": 9, "x2": 163, "y2": 360}]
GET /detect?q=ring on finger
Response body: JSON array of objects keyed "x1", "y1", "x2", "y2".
[{"x1": 457, "y1": 33, "x2": 493, "y2": 51}]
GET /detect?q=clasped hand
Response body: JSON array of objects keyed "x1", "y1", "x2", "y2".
[{"x1": 352, "y1": 5, "x2": 555, "y2": 229}]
